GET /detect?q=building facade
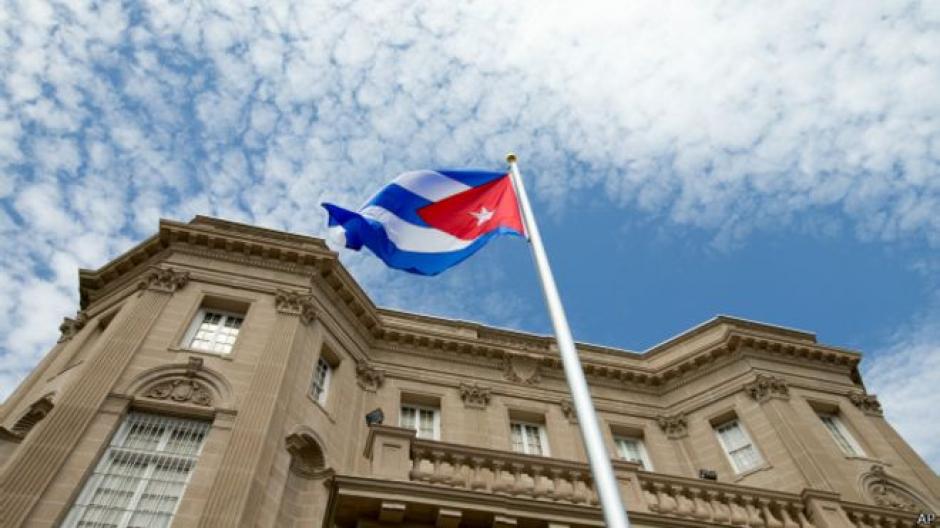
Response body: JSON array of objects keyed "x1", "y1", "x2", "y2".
[{"x1": 0, "y1": 216, "x2": 937, "y2": 528}]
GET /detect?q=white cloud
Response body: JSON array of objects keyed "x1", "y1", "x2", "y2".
[
  {"x1": 0, "y1": 1, "x2": 938, "y2": 482},
  {"x1": 864, "y1": 303, "x2": 940, "y2": 472}
]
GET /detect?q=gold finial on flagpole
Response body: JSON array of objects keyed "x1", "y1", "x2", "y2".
[{"x1": 506, "y1": 153, "x2": 518, "y2": 164}]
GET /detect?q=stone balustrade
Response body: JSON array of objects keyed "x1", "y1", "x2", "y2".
[
  {"x1": 362, "y1": 426, "x2": 924, "y2": 528},
  {"x1": 409, "y1": 437, "x2": 600, "y2": 505},
  {"x1": 842, "y1": 502, "x2": 918, "y2": 528},
  {"x1": 637, "y1": 472, "x2": 816, "y2": 527}
]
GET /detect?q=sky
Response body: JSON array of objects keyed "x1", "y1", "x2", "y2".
[{"x1": 0, "y1": 0, "x2": 938, "y2": 471}]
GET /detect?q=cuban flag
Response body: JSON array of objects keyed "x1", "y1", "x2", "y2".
[{"x1": 322, "y1": 169, "x2": 526, "y2": 276}]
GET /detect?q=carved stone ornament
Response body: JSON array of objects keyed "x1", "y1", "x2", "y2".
[
  {"x1": 502, "y1": 354, "x2": 542, "y2": 385},
  {"x1": 458, "y1": 383, "x2": 491, "y2": 409},
  {"x1": 865, "y1": 465, "x2": 924, "y2": 512},
  {"x1": 58, "y1": 311, "x2": 88, "y2": 342},
  {"x1": 356, "y1": 363, "x2": 386, "y2": 392},
  {"x1": 849, "y1": 391, "x2": 883, "y2": 416},
  {"x1": 274, "y1": 289, "x2": 317, "y2": 325},
  {"x1": 560, "y1": 399, "x2": 577, "y2": 423},
  {"x1": 744, "y1": 374, "x2": 790, "y2": 403},
  {"x1": 139, "y1": 268, "x2": 190, "y2": 293},
  {"x1": 146, "y1": 378, "x2": 212, "y2": 406},
  {"x1": 285, "y1": 433, "x2": 329, "y2": 478},
  {"x1": 656, "y1": 413, "x2": 689, "y2": 439}
]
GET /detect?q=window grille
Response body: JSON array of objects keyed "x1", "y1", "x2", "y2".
[
  {"x1": 820, "y1": 414, "x2": 864, "y2": 456},
  {"x1": 400, "y1": 405, "x2": 439, "y2": 439},
  {"x1": 186, "y1": 310, "x2": 243, "y2": 354},
  {"x1": 715, "y1": 419, "x2": 763, "y2": 473},
  {"x1": 614, "y1": 436, "x2": 652, "y2": 470},
  {"x1": 62, "y1": 412, "x2": 210, "y2": 528},
  {"x1": 310, "y1": 357, "x2": 332, "y2": 404},
  {"x1": 510, "y1": 422, "x2": 549, "y2": 456}
]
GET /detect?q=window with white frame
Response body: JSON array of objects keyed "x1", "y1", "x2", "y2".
[
  {"x1": 62, "y1": 412, "x2": 210, "y2": 528},
  {"x1": 399, "y1": 405, "x2": 440, "y2": 440},
  {"x1": 510, "y1": 421, "x2": 550, "y2": 456},
  {"x1": 184, "y1": 309, "x2": 244, "y2": 354},
  {"x1": 714, "y1": 419, "x2": 764, "y2": 474},
  {"x1": 310, "y1": 357, "x2": 332, "y2": 404},
  {"x1": 819, "y1": 413, "x2": 865, "y2": 457},
  {"x1": 614, "y1": 436, "x2": 653, "y2": 470}
]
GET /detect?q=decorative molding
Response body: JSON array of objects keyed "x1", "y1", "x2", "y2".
[
  {"x1": 138, "y1": 267, "x2": 190, "y2": 293},
  {"x1": 58, "y1": 311, "x2": 88, "y2": 342},
  {"x1": 458, "y1": 383, "x2": 491, "y2": 409},
  {"x1": 285, "y1": 432, "x2": 330, "y2": 478},
  {"x1": 744, "y1": 374, "x2": 790, "y2": 403},
  {"x1": 356, "y1": 363, "x2": 386, "y2": 392},
  {"x1": 864, "y1": 465, "x2": 924, "y2": 512},
  {"x1": 560, "y1": 399, "x2": 577, "y2": 423},
  {"x1": 501, "y1": 354, "x2": 542, "y2": 385},
  {"x1": 4, "y1": 395, "x2": 55, "y2": 440},
  {"x1": 186, "y1": 356, "x2": 204, "y2": 378},
  {"x1": 849, "y1": 391, "x2": 883, "y2": 416},
  {"x1": 656, "y1": 413, "x2": 688, "y2": 439},
  {"x1": 275, "y1": 289, "x2": 317, "y2": 325},
  {"x1": 145, "y1": 378, "x2": 212, "y2": 406}
]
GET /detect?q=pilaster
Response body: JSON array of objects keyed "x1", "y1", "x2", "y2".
[
  {"x1": 744, "y1": 374, "x2": 833, "y2": 491},
  {"x1": 198, "y1": 289, "x2": 319, "y2": 527},
  {"x1": 0, "y1": 268, "x2": 189, "y2": 527}
]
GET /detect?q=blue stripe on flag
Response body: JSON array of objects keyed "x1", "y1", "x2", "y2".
[{"x1": 365, "y1": 184, "x2": 431, "y2": 227}]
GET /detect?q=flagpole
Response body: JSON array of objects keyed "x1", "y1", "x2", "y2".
[{"x1": 506, "y1": 153, "x2": 631, "y2": 528}]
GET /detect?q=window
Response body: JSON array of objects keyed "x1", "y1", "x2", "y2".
[
  {"x1": 614, "y1": 436, "x2": 653, "y2": 470},
  {"x1": 819, "y1": 413, "x2": 864, "y2": 457},
  {"x1": 184, "y1": 309, "x2": 243, "y2": 354},
  {"x1": 63, "y1": 412, "x2": 210, "y2": 528},
  {"x1": 510, "y1": 422, "x2": 550, "y2": 456},
  {"x1": 714, "y1": 419, "x2": 764, "y2": 473},
  {"x1": 400, "y1": 405, "x2": 439, "y2": 440},
  {"x1": 310, "y1": 357, "x2": 332, "y2": 404}
]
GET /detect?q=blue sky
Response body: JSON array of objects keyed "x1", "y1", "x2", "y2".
[{"x1": 0, "y1": 1, "x2": 938, "y2": 470}]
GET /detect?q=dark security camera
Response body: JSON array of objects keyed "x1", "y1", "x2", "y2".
[{"x1": 365, "y1": 408, "x2": 384, "y2": 426}]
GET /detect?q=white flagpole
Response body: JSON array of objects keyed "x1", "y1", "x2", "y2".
[{"x1": 506, "y1": 153, "x2": 631, "y2": 528}]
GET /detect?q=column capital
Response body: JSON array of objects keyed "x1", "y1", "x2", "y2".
[
  {"x1": 58, "y1": 311, "x2": 88, "y2": 342},
  {"x1": 657, "y1": 412, "x2": 689, "y2": 439},
  {"x1": 744, "y1": 373, "x2": 790, "y2": 403},
  {"x1": 274, "y1": 289, "x2": 317, "y2": 325},
  {"x1": 848, "y1": 391, "x2": 883, "y2": 416},
  {"x1": 138, "y1": 267, "x2": 190, "y2": 293}
]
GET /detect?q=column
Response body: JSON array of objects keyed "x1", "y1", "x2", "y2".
[
  {"x1": 743, "y1": 374, "x2": 833, "y2": 490},
  {"x1": 0, "y1": 268, "x2": 190, "y2": 528},
  {"x1": 198, "y1": 290, "x2": 319, "y2": 527}
]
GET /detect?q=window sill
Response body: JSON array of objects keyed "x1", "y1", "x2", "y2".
[
  {"x1": 168, "y1": 346, "x2": 235, "y2": 361},
  {"x1": 733, "y1": 463, "x2": 773, "y2": 482},
  {"x1": 307, "y1": 394, "x2": 335, "y2": 423},
  {"x1": 846, "y1": 455, "x2": 885, "y2": 465}
]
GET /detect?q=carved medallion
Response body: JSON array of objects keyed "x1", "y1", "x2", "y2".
[
  {"x1": 864, "y1": 465, "x2": 924, "y2": 512},
  {"x1": 275, "y1": 289, "x2": 317, "y2": 325},
  {"x1": 356, "y1": 363, "x2": 386, "y2": 392},
  {"x1": 139, "y1": 268, "x2": 190, "y2": 293},
  {"x1": 459, "y1": 383, "x2": 491, "y2": 409},
  {"x1": 849, "y1": 392, "x2": 883, "y2": 416},
  {"x1": 502, "y1": 354, "x2": 542, "y2": 384},
  {"x1": 146, "y1": 379, "x2": 212, "y2": 406},
  {"x1": 744, "y1": 374, "x2": 790, "y2": 403},
  {"x1": 656, "y1": 413, "x2": 688, "y2": 439},
  {"x1": 560, "y1": 399, "x2": 578, "y2": 423}
]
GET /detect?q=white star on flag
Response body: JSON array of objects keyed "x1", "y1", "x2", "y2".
[{"x1": 470, "y1": 206, "x2": 494, "y2": 226}]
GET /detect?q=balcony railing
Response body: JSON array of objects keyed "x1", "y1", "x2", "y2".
[
  {"x1": 361, "y1": 425, "x2": 921, "y2": 528},
  {"x1": 410, "y1": 437, "x2": 600, "y2": 505}
]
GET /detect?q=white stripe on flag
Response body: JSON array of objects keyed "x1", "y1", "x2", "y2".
[
  {"x1": 360, "y1": 205, "x2": 474, "y2": 253},
  {"x1": 393, "y1": 170, "x2": 470, "y2": 202}
]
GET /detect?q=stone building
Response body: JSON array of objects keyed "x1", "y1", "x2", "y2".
[{"x1": 0, "y1": 216, "x2": 937, "y2": 528}]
